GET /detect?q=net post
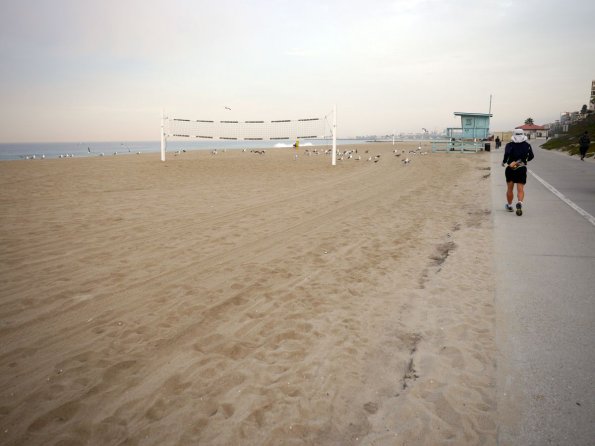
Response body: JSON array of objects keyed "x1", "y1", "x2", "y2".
[
  {"x1": 332, "y1": 104, "x2": 337, "y2": 166},
  {"x1": 160, "y1": 110, "x2": 166, "y2": 162}
]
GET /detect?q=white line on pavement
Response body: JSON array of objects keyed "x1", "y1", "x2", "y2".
[{"x1": 529, "y1": 170, "x2": 595, "y2": 227}]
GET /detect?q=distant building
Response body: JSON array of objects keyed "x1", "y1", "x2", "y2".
[
  {"x1": 560, "y1": 112, "x2": 570, "y2": 125},
  {"x1": 447, "y1": 112, "x2": 492, "y2": 140},
  {"x1": 560, "y1": 111, "x2": 581, "y2": 125},
  {"x1": 515, "y1": 124, "x2": 547, "y2": 139},
  {"x1": 590, "y1": 79, "x2": 595, "y2": 111}
]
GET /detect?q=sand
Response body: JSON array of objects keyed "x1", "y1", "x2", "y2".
[{"x1": 0, "y1": 143, "x2": 496, "y2": 445}]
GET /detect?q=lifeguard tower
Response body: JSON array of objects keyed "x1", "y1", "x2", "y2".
[
  {"x1": 447, "y1": 112, "x2": 492, "y2": 140},
  {"x1": 433, "y1": 111, "x2": 493, "y2": 152}
]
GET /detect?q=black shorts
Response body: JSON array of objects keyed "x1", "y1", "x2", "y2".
[{"x1": 505, "y1": 166, "x2": 527, "y2": 184}]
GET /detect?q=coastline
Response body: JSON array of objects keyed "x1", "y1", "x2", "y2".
[{"x1": 0, "y1": 139, "x2": 368, "y2": 161}]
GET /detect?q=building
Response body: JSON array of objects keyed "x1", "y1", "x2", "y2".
[
  {"x1": 560, "y1": 111, "x2": 581, "y2": 125},
  {"x1": 447, "y1": 112, "x2": 492, "y2": 140},
  {"x1": 590, "y1": 79, "x2": 595, "y2": 111},
  {"x1": 515, "y1": 124, "x2": 547, "y2": 139}
]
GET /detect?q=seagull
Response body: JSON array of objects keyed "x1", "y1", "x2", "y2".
[{"x1": 224, "y1": 106, "x2": 232, "y2": 110}]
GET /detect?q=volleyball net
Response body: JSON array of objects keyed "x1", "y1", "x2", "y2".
[{"x1": 160, "y1": 106, "x2": 337, "y2": 164}]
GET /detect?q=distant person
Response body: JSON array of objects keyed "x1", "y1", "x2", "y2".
[
  {"x1": 293, "y1": 138, "x2": 300, "y2": 159},
  {"x1": 579, "y1": 130, "x2": 590, "y2": 161},
  {"x1": 502, "y1": 129, "x2": 535, "y2": 216},
  {"x1": 495, "y1": 136, "x2": 501, "y2": 149}
]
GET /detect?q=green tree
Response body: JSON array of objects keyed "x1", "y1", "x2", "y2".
[
  {"x1": 581, "y1": 104, "x2": 588, "y2": 114},
  {"x1": 524, "y1": 117, "x2": 534, "y2": 125}
]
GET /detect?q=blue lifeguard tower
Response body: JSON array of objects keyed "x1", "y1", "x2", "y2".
[
  {"x1": 447, "y1": 112, "x2": 492, "y2": 140},
  {"x1": 433, "y1": 111, "x2": 493, "y2": 152}
]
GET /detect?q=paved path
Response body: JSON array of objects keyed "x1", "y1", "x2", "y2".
[{"x1": 491, "y1": 140, "x2": 595, "y2": 445}]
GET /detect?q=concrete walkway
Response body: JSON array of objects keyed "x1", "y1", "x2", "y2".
[{"x1": 491, "y1": 140, "x2": 595, "y2": 445}]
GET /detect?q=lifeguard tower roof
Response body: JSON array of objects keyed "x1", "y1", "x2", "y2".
[{"x1": 454, "y1": 112, "x2": 493, "y2": 118}]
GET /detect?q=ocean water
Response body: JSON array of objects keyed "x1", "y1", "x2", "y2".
[{"x1": 0, "y1": 139, "x2": 369, "y2": 161}]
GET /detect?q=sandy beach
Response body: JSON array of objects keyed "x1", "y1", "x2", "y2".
[{"x1": 0, "y1": 143, "x2": 496, "y2": 445}]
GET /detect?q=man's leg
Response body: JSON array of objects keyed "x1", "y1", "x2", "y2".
[
  {"x1": 506, "y1": 182, "x2": 514, "y2": 204},
  {"x1": 517, "y1": 183, "x2": 525, "y2": 203},
  {"x1": 515, "y1": 183, "x2": 525, "y2": 215}
]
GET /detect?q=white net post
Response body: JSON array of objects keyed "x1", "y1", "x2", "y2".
[
  {"x1": 332, "y1": 104, "x2": 337, "y2": 166},
  {"x1": 160, "y1": 110, "x2": 167, "y2": 162}
]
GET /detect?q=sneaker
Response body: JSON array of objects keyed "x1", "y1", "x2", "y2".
[
  {"x1": 505, "y1": 203, "x2": 513, "y2": 212},
  {"x1": 516, "y1": 202, "x2": 523, "y2": 216}
]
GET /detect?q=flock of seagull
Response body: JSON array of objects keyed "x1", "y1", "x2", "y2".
[
  {"x1": 172, "y1": 145, "x2": 431, "y2": 166},
  {"x1": 21, "y1": 145, "x2": 429, "y2": 163},
  {"x1": 301, "y1": 146, "x2": 429, "y2": 165},
  {"x1": 22, "y1": 150, "x2": 144, "y2": 160}
]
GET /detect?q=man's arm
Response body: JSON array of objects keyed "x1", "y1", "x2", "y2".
[
  {"x1": 502, "y1": 143, "x2": 511, "y2": 165},
  {"x1": 527, "y1": 144, "x2": 534, "y2": 162}
]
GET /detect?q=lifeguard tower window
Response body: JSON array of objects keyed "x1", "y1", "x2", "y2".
[{"x1": 466, "y1": 119, "x2": 472, "y2": 125}]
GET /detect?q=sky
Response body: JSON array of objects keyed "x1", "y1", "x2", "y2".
[{"x1": 0, "y1": 0, "x2": 594, "y2": 142}]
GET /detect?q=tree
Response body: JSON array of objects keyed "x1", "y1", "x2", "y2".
[
  {"x1": 581, "y1": 104, "x2": 588, "y2": 114},
  {"x1": 524, "y1": 117, "x2": 534, "y2": 125}
]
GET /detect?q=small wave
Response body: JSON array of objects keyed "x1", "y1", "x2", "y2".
[{"x1": 274, "y1": 142, "x2": 314, "y2": 148}]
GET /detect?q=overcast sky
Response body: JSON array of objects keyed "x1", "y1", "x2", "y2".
[{"x1": 1, "y1": 0, "x2": 594, "y2": 142}]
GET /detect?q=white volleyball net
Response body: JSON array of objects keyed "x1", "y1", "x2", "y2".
[
  {"x1": 168, "y1": 117, "x2": 328, "y2": 141},
  {"x1": 160, "y1": 108, "x2": 337, "y2": 163}
]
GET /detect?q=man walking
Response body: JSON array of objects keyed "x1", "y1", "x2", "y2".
[
  {"x1": 579, "y1": 130, "x2": 590, "y2": 161},
  {"x1": 502, "y1": 129, "x2": 535, "y2": 216}
]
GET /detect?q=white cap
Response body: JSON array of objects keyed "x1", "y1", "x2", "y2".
[{"x1": 512, "y1": 128, "x2": 527, "y2": 143}]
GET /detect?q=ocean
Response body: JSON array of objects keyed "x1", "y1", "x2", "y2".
[{"x1": 0, "y1": 139, "x2": 371, "y2": 161}]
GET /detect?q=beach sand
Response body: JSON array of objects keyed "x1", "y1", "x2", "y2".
[{"x1": 0, "y1": 143, "x2": 496, "y2": 445}]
